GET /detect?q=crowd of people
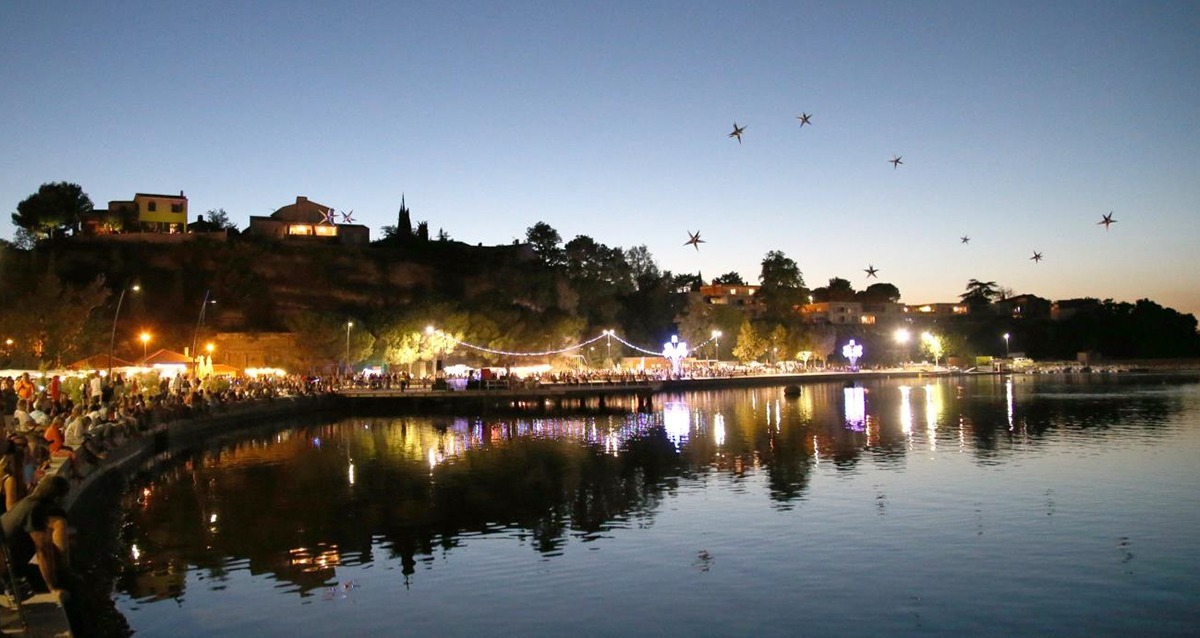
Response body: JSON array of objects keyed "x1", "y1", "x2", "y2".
[{"x1": 0, "y1": 369, "x2": 334, "y2": 607}]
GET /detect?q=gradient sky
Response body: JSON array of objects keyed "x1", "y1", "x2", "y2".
[{"x1": 3, "y1": 2, "x2": 1198, "y2": 317}]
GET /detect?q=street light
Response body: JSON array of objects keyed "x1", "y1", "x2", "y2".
[
  {"x1": 345, "y1": 321, "x2": 354, "y2": 374},
  {"x1": 603, "y1": 329, "x2": 613, "y2": 368},
  {"x1": 1003, "y1": 333, "x2": 1011, "y2": 358},
  {"x1": 139, "y1": 331, "x2": 151, "y2": 361},
  {"x1": 191, "y1": 289, "x2": 216, "y2": 372},
  {"x1": 894, "y1": 328, "x2": 911, "y2": 366},
  {"x1": 712, "y1": 329, "x2": 722, "y2": 362},
  {"x1": 107, "y1": 282, "x2": 140, "y2": 378}
]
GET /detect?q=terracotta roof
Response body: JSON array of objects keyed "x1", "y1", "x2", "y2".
[{"x1": 65, "y1": 354, "x2": 136, "y2": 370}]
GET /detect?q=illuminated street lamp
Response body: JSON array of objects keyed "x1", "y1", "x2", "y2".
[
  {"x1": 1003, "y1": 333, "x2": 1011, "y2": 358},
  {"x1": 894, "y1": 328, "x2": 911, "y2": 366},
  {"x1": 711, "y1": 329, "x2": 722, "y2": 362},
  {"x1": 603, "y1": 329, "x2": 613, "y2": 368},
  {"x1": 191, "y1": 289, "x2": 216, "y2": 371},
  {"x1": 662, "y1": 335, "x2": 689, "y2": 376},
  {"x1": 139, "y1": 331, "x2": 151, "y2": 361},
  {"x1": 842, "y1": 339, "x2": 864, "y2": 370},
  {"x1": 108, "y1": 282, "x2": 140, "y2": 377},
  {"x1": 345, "y1": 321, "x2": 354, "y2": 374}
]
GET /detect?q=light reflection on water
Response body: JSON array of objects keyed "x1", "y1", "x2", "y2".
[{"x1": 92, "y1": 374, "x2": 1200, "y2": 637}]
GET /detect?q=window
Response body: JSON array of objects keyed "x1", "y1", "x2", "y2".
[
  {"x1": 147, "y1": 201, "x2": 157, "y2": 212},
  {"x1": 171, "y1": 203, "x2": 183, "y2": 213}
]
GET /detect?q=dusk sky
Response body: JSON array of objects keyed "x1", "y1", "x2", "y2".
[{"x1": 3, "y1": 2, "x2": 1198, "y2": 317}]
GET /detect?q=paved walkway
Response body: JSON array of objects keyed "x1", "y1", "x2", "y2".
[{"x1": 1, "y1": 592, "x2": 71, "y2": 637}]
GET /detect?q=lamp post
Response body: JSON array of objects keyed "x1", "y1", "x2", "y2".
[
  {"x1": 139, "y1": 331, "x2": 151, "y2": 361},
  {"x1": 345, "y1": 321, "x2": 354, "y2": 375},
  {"x1": 894, "y1": 328, "x2": 911, "y2": 366},
  {"x1": 107, "y1": 283, "x2": 140, "y2": 378},
  {"x1": 190, "y1": 289, "x2": 215, "y2": 373},
  {"x1": 603, "y1": 329, "x2": 613, "y2": 368},
  {"x1": 1003, "y1": 333, "x2": 1010, "y2": 358},
  {"x1": 712, "y1": 329, "x2": 722, "y2": 362},
  {"x1": 842, "y1": 339, "x2": 863, "y2": 370}
]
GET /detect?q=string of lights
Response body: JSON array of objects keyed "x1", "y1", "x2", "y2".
[
  {"x1": 433, "y1": 330, "x2": 610, "y2": 357},
  {"x1": 429, "y1": 328, "x2": 710, "y2": 359},
  {"x1": 431, "y1": 327, "x2": 718, "y2": 359},
  {"x1": 605, "y1": 332, "x2": 661, "y2": 356}
]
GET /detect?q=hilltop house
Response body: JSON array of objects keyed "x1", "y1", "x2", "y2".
[
  {"x1": 82, "y1": 191, "x2": 189, "y2": 235},
  {"x1": 246, "y1": 196, "x2": 370, "y2": 244}
]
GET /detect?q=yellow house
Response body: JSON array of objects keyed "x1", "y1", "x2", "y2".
[{"x1": 132, "y1": 192, "x2": 188, "y2": 232}]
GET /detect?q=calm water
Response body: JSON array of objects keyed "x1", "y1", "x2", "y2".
[{"x1": 83, "y1": 374, "x2": 1200, "y2": 636}]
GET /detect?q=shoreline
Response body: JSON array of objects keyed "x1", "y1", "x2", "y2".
[{"x1": 24, "y1": 364, "x2": 1200, "y2": 636}]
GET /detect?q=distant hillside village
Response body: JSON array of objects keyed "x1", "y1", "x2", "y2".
[
  {"x1": 6, "y1": 182, "x2": 1197, "y2": 374},
  {"x1": 80, "y1": 191, "x2": 373, "y2": 244},
  {"x1": 72, "y1": 189, "x2": 1092, "y2": 324}
]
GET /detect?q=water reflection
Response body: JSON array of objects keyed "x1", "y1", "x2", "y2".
[{"x1": 108, "y1": 374, "x2": 1197, "y2": 616}]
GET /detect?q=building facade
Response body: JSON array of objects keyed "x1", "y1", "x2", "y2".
[{"x1": 246, "y1": 196, "x2": 370, "y2": 244}]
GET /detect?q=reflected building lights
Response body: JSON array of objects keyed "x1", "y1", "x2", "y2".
[
  {"x1": 843, "y1": 386, "x2": 866, "y2": 431},
  {"x1": 663, "y1": 402, "x2": 690, "y2": 448},
  {"x1": 924, "y1": 384, "x2": 939, "y2": 451},
  {"x1": 713, "y1": 413, "x2": 726, "y2": 447},
  {"x1": 1006, "y1": 377, "x2": 1015, "y2": 432},
  {"x1": 899, "y1": 386, "x2": 913, "y2": 437}
]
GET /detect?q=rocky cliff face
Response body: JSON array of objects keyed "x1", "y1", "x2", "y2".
[{"x1": 22, "y1": 235, "x2": 556, "y2": 335}]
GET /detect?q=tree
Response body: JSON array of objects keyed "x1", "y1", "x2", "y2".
[
  {"x1": 732, "y1": 320, "x2": 768, "y2": 363},
  {"x1": 768, "y1": 324, "x2": 790, "y2": 364},
  {"x1": 758, "y1": 251, "x2": 806, "y2": 321},
  {"x1": 712, "y1": 271, "x2": 745, "y2": 285},
  {"x1": 563, "y1": 235, "x2": 633, "y2": 328},
  {"x1": 12, "y1": 182, "x2": 92, "y2": 243},
  {"x1": 624, "y1": 245, "x2": 659, "y2": 288},
  {"x1": 759, "y1": 251, "x2": 804, "y2": 290},
  {"x1": 206, "y1": 208, "x2": 238, "y2": 231},
  {"x1": 0, "y1": 273, "x2": 109, "y2": 368},
  {"x1": 526, "y1": 222, "x2": 565, "y2": 268},
  {"x1": 960, "y1": 279, "x2": 1000, "y2": 310},
  {"x1": 671, "y1": 273, "x2": 703, "y2": 293},
  {"x1": 816, "y1": 277, "x2": 855, "y2": 302},
  {"x1": 676, "y1": 293, "x2": 744, "y2": 357},
  {"x1": 282, "y1": 311, "x2": 366, "y2": 373},
  {"x1": 858, "y1": 282, "x2": 901, "y2": 304}
]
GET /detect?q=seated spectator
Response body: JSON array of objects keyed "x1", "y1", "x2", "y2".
[
  {"x1": 0, "y1": 439, "x2": 25, "y2": 513},
  {"x1": 0, "y1": 475, "x2": 71, "y2": 601},
  {"x1": 11, "y1": 399, "x2": 33, "y2": 433}
]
